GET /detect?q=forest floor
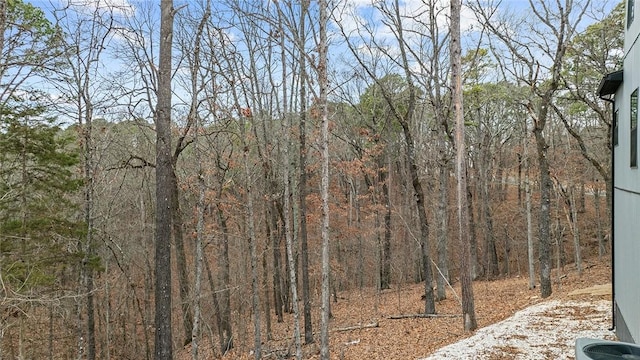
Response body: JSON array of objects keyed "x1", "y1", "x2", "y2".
[{"x1": 181, "y1": 259, "x2": 612, "y2": 359}]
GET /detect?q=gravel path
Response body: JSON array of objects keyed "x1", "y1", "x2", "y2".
[{"x1": 422, "y1": 298, "x2": 615, "y2": 359}]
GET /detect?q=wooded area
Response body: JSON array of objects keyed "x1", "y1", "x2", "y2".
[{"x1": 0, "y1": 0, "x2": 620, "y2": 358}]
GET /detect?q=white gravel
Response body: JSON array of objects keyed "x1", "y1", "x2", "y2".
[{"x1": 421, "y1": 299, "x2": 616, "y2": 359}]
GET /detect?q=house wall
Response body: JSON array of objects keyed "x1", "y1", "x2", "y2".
[
  {"x1": 613, "y1": 188, "x2": 640, "y2": 343},
  {"x1": 614, "y1": 0, "x2": 640, "y2": 344}
]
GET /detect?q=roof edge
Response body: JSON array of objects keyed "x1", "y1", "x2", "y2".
[{"x1": 598, "y1": 70, "x2": 624, "y2": 98}]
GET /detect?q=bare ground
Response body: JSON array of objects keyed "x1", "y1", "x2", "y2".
[{"x1": 179, "y1": 260, "x2": 612, "y2": 359}]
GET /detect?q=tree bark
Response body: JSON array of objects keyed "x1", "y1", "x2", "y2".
[
  {"x1": 262, "y1": 245, "x2": 272, "y2": 341},
  {"x1": 594, "y1": 187, "x2": 606, "y2": 260},
  {"x1": 467, "y1": 184, "x2": 480, "y2": 280},
  {"x1": 242, "y1": 142, "x2": 261, "y2": 359},
  {"x1": 436, "y1": 161, "x2": 449, "y2": 300},
  {"x1": 283, "y1": 117, "x2": 302, "y2": 359},
  {"x1": 291, "y1": 0, "x2": 313, "y2": 341},
  {"x1": 318, "y1": 0, "x2": 330, "y2": 357},
  {"x1": 525, "y1": 132, "x2": 536, "y2": 290},
  {"x1": 391, "y1": 0, "x2": 436, "y2": 314},
  {"x1": 191, "y1": 154, "x2": 205, "y2": 360},
  {"x1": 567, "y1": 186, "x2": 582, "y2": 275},
  {"x1": 268, "y1": 206, "x2": 284, "y2": 322},
  {"x1": 154, "y1": 0, "x2": 174, "y2": 357},
  {"x1": 170, "y1": 172, "x2": 193, "y2": 346},
  {"x1": 451, "y1": 0, "x2": 477, "y2": 332},
  {"x1": 380, "y1": 153, "x2": 392, "y2": 290},
  {"x1": 480, "y1": 131, "x2": 499, "y2": 279},
  {"x1": 215, "y1": 201, "x2": 233, "y2": 353},
  {"x1": 533, "y1": 110, "x2": 553, "y2": 298}
]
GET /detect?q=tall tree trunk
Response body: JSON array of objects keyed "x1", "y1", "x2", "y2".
[
  {"x1": 525, "y1": 136, "x2": 536, "y2": 290},
  {"x1": 204, "y1": 258, "x2": 223, "y2": 358},
  {"x1": 467, "y1": 184, "x2": 480, "y2": 280},
  {"x1": 578, "y1": 182, "x2": 586, "y2": 213},
  {"x1": 268, "y1": 207, "x2": 284, "y2": 322},
  {"x1": 392, "y1": 0, "x2": 435, "y2": 314},
  {"x1": 354, "y1": 180, "x2": 365, "y2": 289},
  {"x1": 436, "y1": 161, "x2": 449, "y2": 300},
  {"x1": 517, "y1": 153, "x2": 523, "y2": 206},
  {"x1": 241, "y1": 139, "x2": 261, "y2": 359},
  {"x1": 554, "y1": 195, "x2": 567, "y2": 271},
  {"x1": 567, "y1": 186, "x2": 582, "y2": 275},
  {"x1": 295, "y1": 0, "x2": 314, "y2": 344},
  {"x1": 594, "y1": 187, "x2": 606, "y2": 260},
  {"x1": 85, "y1": 270, "x2": 95, "y2": 360},
  {"x1": 480, "y1": 136, "x2": 499, "y2": 279},
  {"x1": 533, "y1": 107, "x2": 553, "y2": 298},
  {"x1": 380, "y1": 154, "x2": 392, "y2": 290},
  {"x1": 171, "y1": 172, "x2": 193, "y2": 346},
  {"x1": 283, "y1": 122, "x2": 302, "y2": 359},
  {"x1": 451, "y1": 0, "x2": 477, "y2": 331},
  {"x1": 318, "y1": 0, "x2": 330, "y2": 357},
  {"x1": 215, "y1": 202, "x2": 233, "y2": 353},
  {"x1": 0, "y1": 0, "x2": 5, "y2": 333},
  {"x1": 191, "y1": 151, "x2": 205, "y2": 359},
  {"x1": 262, "y1": 245, "x2": 272, "y2": 341},
  {"x1": 80, "y1": 72, "x2": 96, "y2": 360},
  {"x1": 154, "y1": 0, "x2": 174, "y2": 357},
  {"x1": 188, "y1": 12, "x2": 209, "y2": 347},
  {"x1": 503, "y1": 227, "x2": 511, "y2": 276}
]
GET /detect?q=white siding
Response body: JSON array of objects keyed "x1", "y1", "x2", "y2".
[
  {"x1": 614, "y1": 188, "x2": 640, "y2": 342},
  {"x1": 615, "y1": 0, "x2": 640, "y2": 343},
  {"x1": 619, "y1": 28, "x2": 640, "y2": 191},
  {"x1": 626, "y1": 0, "x2": 640, "y2": 56}
]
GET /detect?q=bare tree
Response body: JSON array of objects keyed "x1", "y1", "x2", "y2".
[
  {"x1": 524, "y1": 124, "x2": 536, "y2": 289},
  {"x1": 296, "y1": 0, "x2": 314, "y2": 343},
  {"x1": 154, "y1": 0, "x2": 174, "y2": 357},
  {"x1": 318, "y1": 0, "x2": 330, "y2": 357},
  {"x1": 559, "y1": 1, "x2": 623, "y2": 216},
  {"x1": 283, "y1": 104, "x2": 302, "y2": 360},
  {"x1": 472, "y1": 0, "x2": 590, "y2": 298},
  {"x1": 336, "y1": 0, "x2": 437, "y2": 314},
  {"x1": 182, "y1": 1, "x2": 211, "y2": 357},
  {"x1": 451, "y1": 0, "x2": 477, "y2": 332},
  {"x1": 191, "y1": 121, "x2": 205, "y2": 360},
  {"x1": 50, "y1": 2, "x2": 120, "y2": 357}
]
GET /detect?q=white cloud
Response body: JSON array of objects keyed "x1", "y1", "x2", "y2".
[{"x1": 334, "y1": 0, "x2": 479, "y2": 46}]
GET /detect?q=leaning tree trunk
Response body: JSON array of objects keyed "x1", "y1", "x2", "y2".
[{"x1": 392, "y1": 0, "x2": 436, "y2": 314}]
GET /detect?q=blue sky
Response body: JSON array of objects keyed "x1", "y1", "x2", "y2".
[{"x1": 15, "y1": 0, "x2": 623, "y2": 118}]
